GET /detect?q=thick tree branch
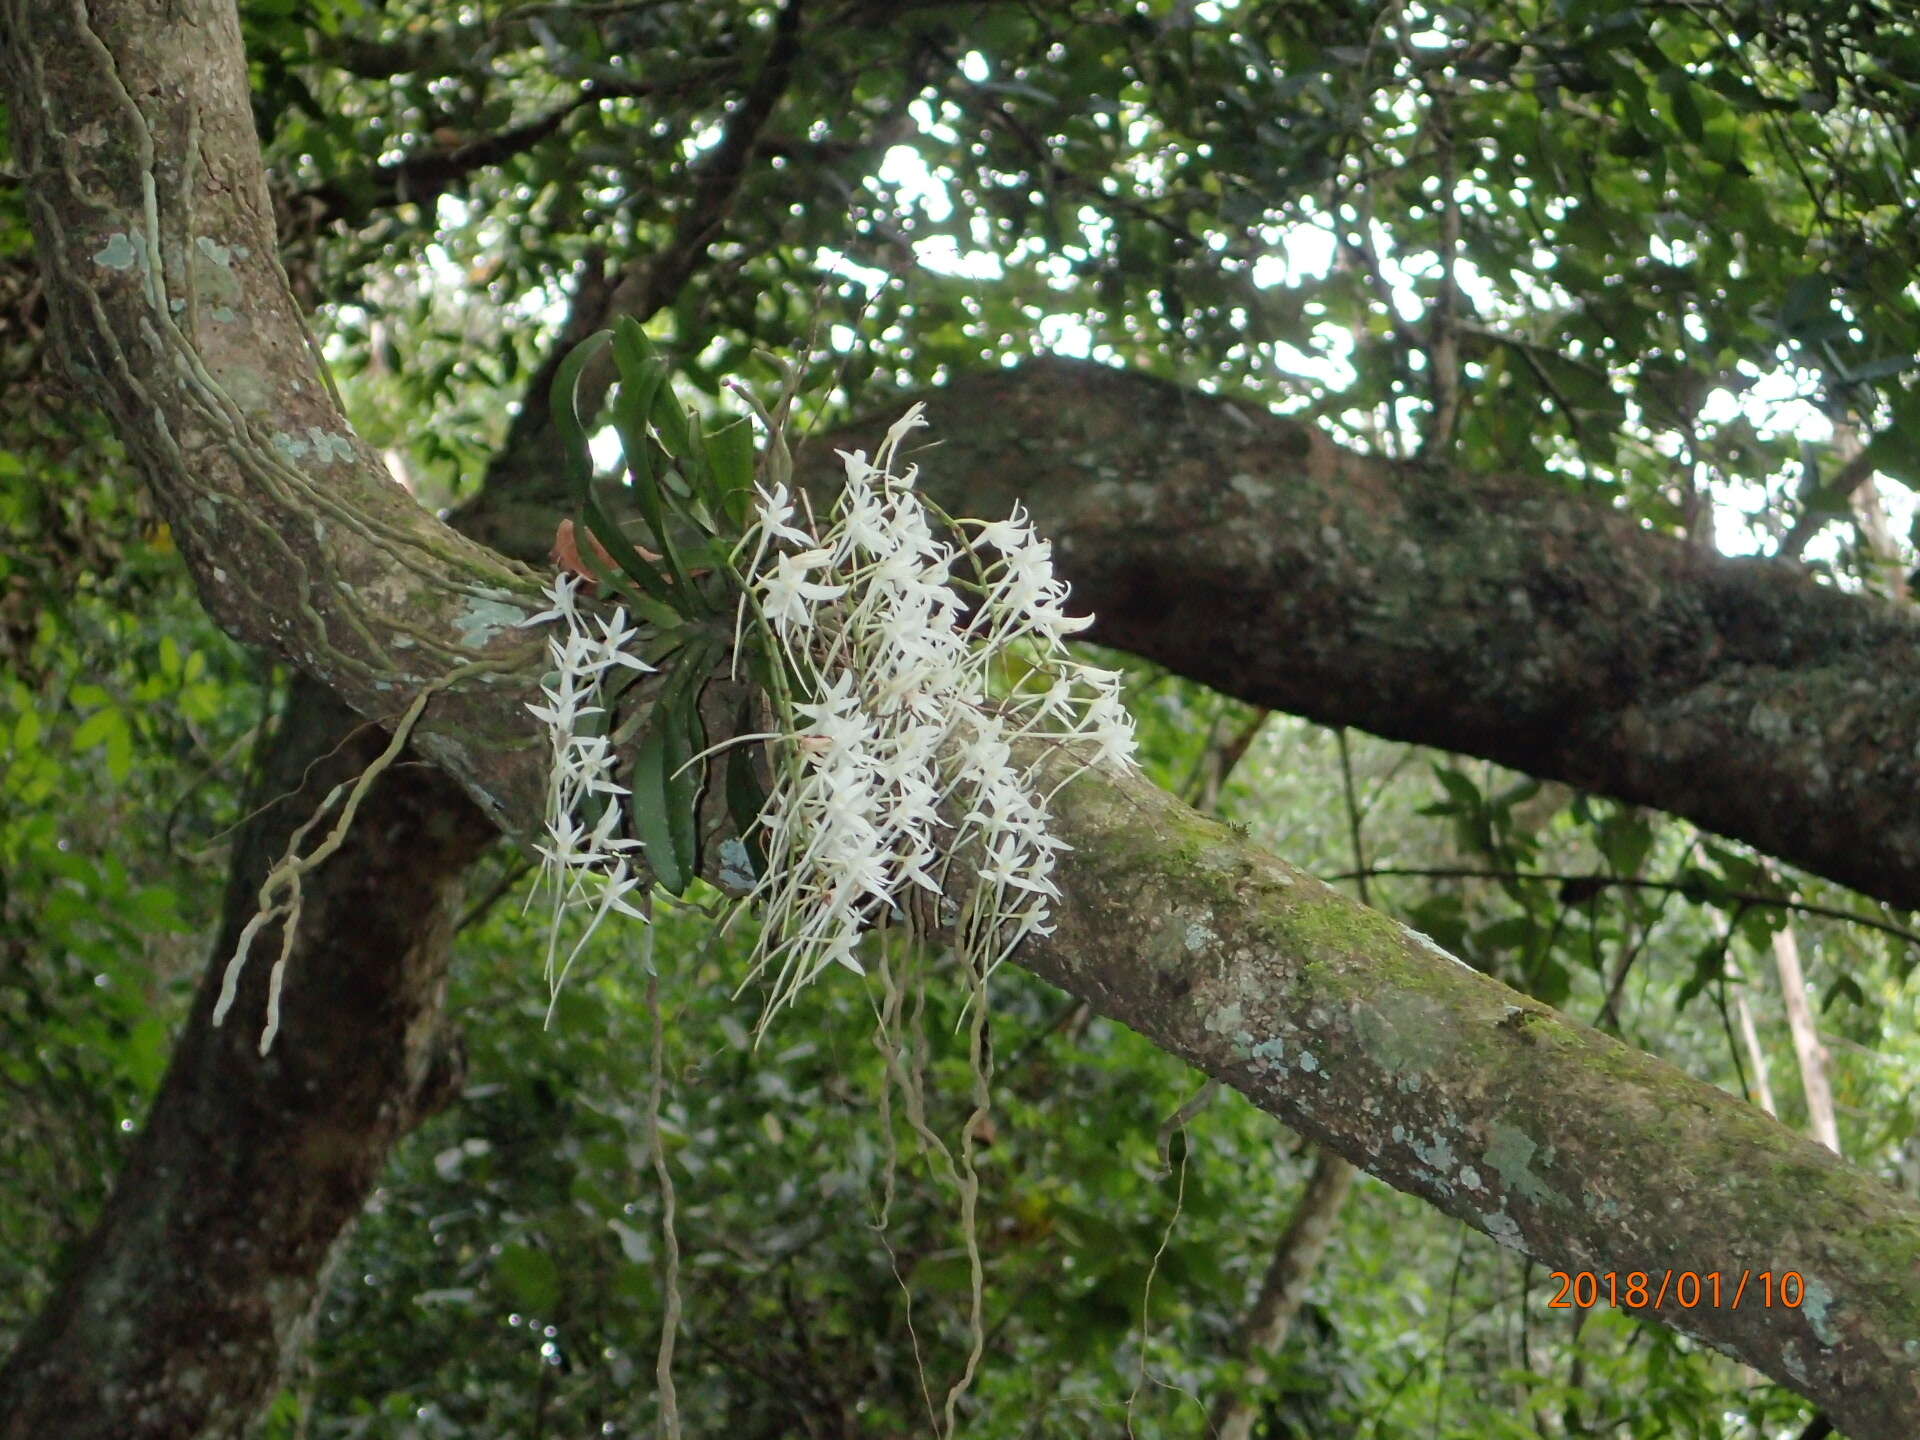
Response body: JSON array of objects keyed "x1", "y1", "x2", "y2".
[
  {"x1": 800, "y1": 362, "x2": 1920, "y2": 919},
  {"x1": 4, "y1": 0, "x2": 553, "y2": 836},
  {"x1": 12, "y1": 3, "x2": 1920, "y2": 1436},
  {"x1": 1033, "y1": 755, "x2": 1920, "y2": 1437}
]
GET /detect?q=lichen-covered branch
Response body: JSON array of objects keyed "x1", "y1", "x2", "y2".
[
  {"x1": 1028, "y1": 751, "x2": 1920, "y2": 1438},
  {"x1": 802, "y1": 362, "x2": 1920, "y2": 917},
  {"x1": 1, "y1": 0, "x2": 552, "y2": 835}
]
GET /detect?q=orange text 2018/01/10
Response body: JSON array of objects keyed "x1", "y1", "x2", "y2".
[{"x1": 1546, "y1": 1270, "x2": 1806, "y2": 1311}]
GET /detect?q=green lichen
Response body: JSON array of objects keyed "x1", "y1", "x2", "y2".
[
  {"x1": 455, "y1": 596, "x2": 530, "y2": 649},
  {"x1": 93, "y1": 232, "x2": 138, "y2": 270},
  {"x1": 1484, "y1": 1122, "x2": 1566, "y2": 1209}
]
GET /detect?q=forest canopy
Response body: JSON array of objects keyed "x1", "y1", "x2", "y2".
[{"x1": 5, "y1": 1, "x2": 1920, "y2": 1437}]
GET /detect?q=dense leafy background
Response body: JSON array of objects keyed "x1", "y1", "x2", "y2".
[{"x1": 7, "y1": 0, "x2": 1920, "y2": 1435}]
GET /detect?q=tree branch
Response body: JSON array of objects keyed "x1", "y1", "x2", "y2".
[
  {"x1": 1778, "y1": 444, "x2": 1883, "y2": 561},
  {"x1": 479, "y1": 0, "x2": 807, "y2": 498},
  {"x1": 12, "y1": 3, "x2": 1920, "y2": 1435},
  {"x1": 294, "y1": 77, "x2": 658, "y2": 230},
  {"x1": 1325, "y1": 867, "x2": 1920, "y2": 953},
  {"x1": 1032, "y1": 756, "x2": 1920, "y2": 1437},
  {"x1": 797, "y1": 362, "x2": 1920, "y2": 918},
  {"x1": 3, "y1": 0, "x2": 553, "y2": 835}
]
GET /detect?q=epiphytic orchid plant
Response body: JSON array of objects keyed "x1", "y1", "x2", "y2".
[{"x1": 523, "y1": 322, "x2": 1136, "y2": 1026}]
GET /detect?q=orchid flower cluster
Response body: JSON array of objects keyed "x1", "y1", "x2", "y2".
[
  {"x1": 733, "y1": 402, "x2": 1137, "y2": 1021},
  {"x1": 522, "y1": 574, "x2": 654, "y2": 999},
  {"x1": 518, "y1": 386, "x2": 1135, "y2": 1026}
]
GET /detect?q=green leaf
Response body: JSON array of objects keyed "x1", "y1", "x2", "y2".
[
  {"x1": 550, "y1": 331, "x2": 677, "y2": 607},
  {"x1": 653, "y1": 638, "x2": 716, "y2": 888},
  {"x1": 72, "y1": 707, "x2": 124, "y2": 753},
  {"x1": 656, "y1": 457, "x2": 696, "y2": 501},
  {"x1": 1660, "y1": 71, "x2": 1704, "y2": 142},
  {"x1": 1702, "y1": 842, "x2": 1765, "y2": 892},
  {"x1": 674, "y1": 420, "x2": 717, "y2": 517},
  {"x1": 628, "y1": 594, "x2": 691, "y2": 632},
  {"x1": 725, "y1": 704, "x2": 769, "y2": 881},
  {"x1": 1673, "y1": 938, "x2": 1731, "y2": 1013},
  {"x1": 1735, "y1": 905, "x2": 1785, "y2": 950},
  {"x1": 662, "y1": 703, "x2": 700, "y2": 889},
  {"x1": 706, "y1": 416, "x2": 758, "y2": 529},
  {"x1": 549, "y1": 330, "x2": 612, "y2": 490},
  {"x1": 123, "y1": 1015, "x2": 173, "y2": 1095},
  {"x1": 1822, "y1": 974, "x2": 1866, "y2": 1012},
  {"x1": 1476, "y1": 915, "x2": 1538, "y2": 953},
  {"x1": 609, "y1": 341, "x2": 703, "y2": 603},
  {"x1": 610, "y1": 318, "x2": 690, "y2": 453},
  {"x1": 1779, "y1": 274, "x2": 1830, "y2": 336},
  {"x1": 493, "y1": 1243, "x2": 561, "y2": 1314},
  {"x1": 911, "y1": 1253, "x2": 977, "y2": 1294},
  {"x1": 1428, "y1": 764, "x2": 1482, "y2": 814},
  {"x1": 629, "y1": 720, "x2": 688, "y2": 896},
  {"x1": 609, "y1": 346, "x2": 667, "y2": 493},
  {"x1": 1596, "y1": 809, "x2": 1654, "y2": 876},
  {"x1": 581, "y1": 496, "x2": 676, "y2": 607},
  {"x1": 674, "y1": 680, "x2": 710, "y2": 879}
]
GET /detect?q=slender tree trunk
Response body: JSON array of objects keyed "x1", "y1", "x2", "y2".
[
  {"x1": 1771, "y1": 925, "x2": 1841, "y2": 1155},
  {"x1": 1735, "y1": 983, "x2": 1778, "y2": 1118},
  {"x1": 1207, "y1": 1151, "x2": 1357, "y2": 1440}
]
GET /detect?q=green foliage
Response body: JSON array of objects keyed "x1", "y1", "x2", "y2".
[
  {"x1": 13, "y1": 0, "x2": 1920, "y2": 1433},
  {"x1": 0, "y1": 467, "x2": 264, "y2": 1333}
]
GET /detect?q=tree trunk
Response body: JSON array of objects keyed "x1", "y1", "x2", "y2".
[
  {"x1": 1771, "y1": 925, "x2": 1841, "y2": 1155},
  {"x1": 10, "y1": 2, "x2": 1920, "y2": 1435},
  {"x1": 1207, "y1": 1150, "x2": 1357, "y2": 1440},
  {"x1": 0, "y1": 679, "x2": 494, "y2": 1439}
]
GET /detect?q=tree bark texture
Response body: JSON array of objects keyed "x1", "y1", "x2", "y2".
[
  {"x1": 10, "y1": 1, "x2": 1920, "y2": 1436},
  {"x1": 2, "y1": 0, "x2": 554, "y2": 838},
  {"x1": 0, "y1": 679, "x2": 494, "y2": 1439},
  {"x1": 799, "y1": 360, "x2": 1920, "y2": 918},
  {"x1": 1025, "y1": 750, "x2": 1920, "y2": 1439}
]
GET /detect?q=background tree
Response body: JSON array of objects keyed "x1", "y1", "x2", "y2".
[{"x1": 6, "y1": 1, "x2": 1920, "y2": 1437}]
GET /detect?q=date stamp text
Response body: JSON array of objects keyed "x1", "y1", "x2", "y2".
[{"x1": 1547, "y1": 1270, "x2": 1805, "y2": 1311}]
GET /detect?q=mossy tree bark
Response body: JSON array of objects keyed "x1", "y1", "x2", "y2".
[
  {"x1": 802, "y1": 364, "x2": 1920, "y2": 918},
  {"x1": 1034, "y1": 753, "x2": 1920, "y2": 1437},
  {"x1": 7, "y1": 1, "x2": 1920, "y2": 1437}
]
